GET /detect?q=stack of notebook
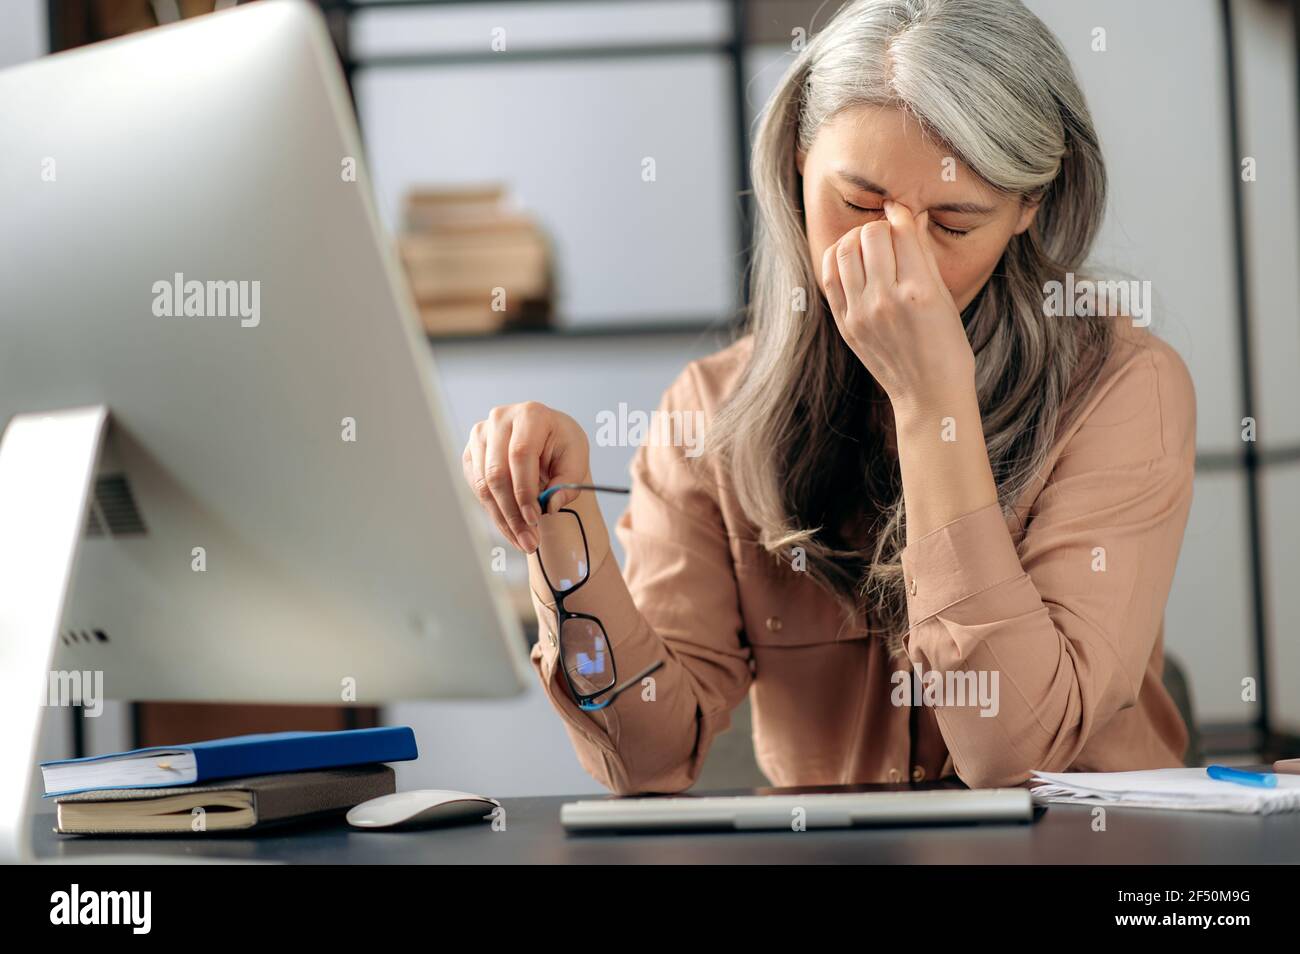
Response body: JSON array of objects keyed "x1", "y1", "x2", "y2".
[{"x1": 40, "y1": 727, "x2": 418, "y2": 834}]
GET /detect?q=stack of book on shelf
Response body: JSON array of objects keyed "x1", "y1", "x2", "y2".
[
  {"x1": 39, "y1": 727, "x2": 417, "y2": 834},
  {"x1": 397, "y1": 183, "x2": 554, "y2": 336}
]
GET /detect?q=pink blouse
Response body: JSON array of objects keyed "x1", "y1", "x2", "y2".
[{"x1": 527, "y1": 325, "x2": 1195, "y2": 793}]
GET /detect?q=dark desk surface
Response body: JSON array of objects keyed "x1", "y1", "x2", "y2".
[{"x1": 30, "y1": 781, "x2": 1300, "y2": 864}]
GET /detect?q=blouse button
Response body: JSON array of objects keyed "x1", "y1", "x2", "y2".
[
  {"x1": 765, "y1": 615, "x2": 783, "y2": 632},
  {"x1": 887, "y1": 768, "x2": 902, "y2": 783},
  {"x1": 908, "y1": 577, "x2": 917, "y2": 596},
  {"x1": 911, "y1": 765, "x2": 926, "y2": 782}
]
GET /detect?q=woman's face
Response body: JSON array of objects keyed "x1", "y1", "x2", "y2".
[{"x1": 797, "y1": 104, "x2": 1039, "y2": 312}]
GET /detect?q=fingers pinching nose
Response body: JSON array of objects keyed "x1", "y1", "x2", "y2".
[{"x1": 883, "y1": 198, "x2": 908, "y2": 225}]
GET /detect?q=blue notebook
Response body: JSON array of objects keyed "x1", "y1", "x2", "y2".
[{"x1": 40, "y1": 727, "x2": 418, "y2": 797}]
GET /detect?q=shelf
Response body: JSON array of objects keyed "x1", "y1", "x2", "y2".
[
  {"x1": 425, "y1": 317, "x2": 742, "y2": 343},
  {"x1": 352, "y1": 40, "x2": 737, "y2": 70}
]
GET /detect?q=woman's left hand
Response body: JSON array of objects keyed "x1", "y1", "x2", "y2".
[{"x1": 820, "y1": 200, "x2": 975, "y2": 410}]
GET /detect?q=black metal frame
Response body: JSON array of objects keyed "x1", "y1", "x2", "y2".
[{"x1": 1203, "y1": 0, "x2": 1300, "y2": 761}]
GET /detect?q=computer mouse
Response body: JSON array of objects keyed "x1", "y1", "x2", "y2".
[{"x1": 346, "y1": 790, "x2": 501, "y2": 830}]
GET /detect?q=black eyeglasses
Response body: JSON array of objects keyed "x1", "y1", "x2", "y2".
[{"x1": 535, "y1": 483, "x2": 664, "y2": 712}]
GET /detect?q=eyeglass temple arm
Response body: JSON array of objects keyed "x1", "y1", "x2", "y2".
[{"x1": 538, "y1": 483, "x2": 630, "y2": 511}]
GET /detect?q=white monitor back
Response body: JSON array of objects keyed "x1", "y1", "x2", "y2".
[{"x1": 0, "y1": 0, "x2": 530, "y2": 706}]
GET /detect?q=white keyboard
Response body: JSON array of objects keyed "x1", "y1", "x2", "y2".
[{"x1": 560, "y1": 788, "x2": 1034, "y2": 832}]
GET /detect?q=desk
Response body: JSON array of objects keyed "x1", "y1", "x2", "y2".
[{"x1": 29, "y1": 783, "x2": 1300, "y2": 864}]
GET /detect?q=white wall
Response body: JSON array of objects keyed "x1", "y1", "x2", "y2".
[{"x1": 0, "y1": 0, "x2": 43, "y2": 70}]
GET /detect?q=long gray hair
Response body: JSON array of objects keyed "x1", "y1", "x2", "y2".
[{"x1": 708, "y1": 0, "x2": 1114, "y2": 655}]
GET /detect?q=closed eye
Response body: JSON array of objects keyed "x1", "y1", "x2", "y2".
[
  {"x1": 840, "y1": 198, "x2": 970, "y2": 238},
  {"x1": 841, "y1": 198, "x2": 883, "y2": 217}
]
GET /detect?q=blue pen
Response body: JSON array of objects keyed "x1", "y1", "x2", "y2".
[{"x1": 1206, "y1": 764, "x2": 1278, "y2": 788}]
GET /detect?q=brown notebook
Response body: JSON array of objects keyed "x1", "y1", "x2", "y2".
[{"x1": 54, "y1": 765, "x2": 395, "y2": 834}]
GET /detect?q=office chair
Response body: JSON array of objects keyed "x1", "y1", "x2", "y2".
[{"x1": 1162, "y1": 653, "x2": 1203, "y2": 767}]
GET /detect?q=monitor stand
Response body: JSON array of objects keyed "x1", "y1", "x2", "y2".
[{"x1": 0, "y1": 405, "x2": 108, "y2": 863}]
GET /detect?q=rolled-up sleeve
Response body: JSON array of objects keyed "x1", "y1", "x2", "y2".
[
  {"x1": 528, "y1": 362, "x2": 753, "y2": 794},
  {"x1": 900, "y1": 344, "x2": 1196, "y2": 788}
]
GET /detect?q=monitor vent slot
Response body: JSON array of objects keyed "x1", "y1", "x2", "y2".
[
  {"x1": 60, "y1": 629, "x2": 110, "y2": 646},
  {"x1": 84, "y1": 474, "x2": 147, "y2": 537}
]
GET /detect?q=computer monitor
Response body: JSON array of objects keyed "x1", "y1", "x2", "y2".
[{"x1": 0, "y1": 0, "x2": 530, "y2": 861}]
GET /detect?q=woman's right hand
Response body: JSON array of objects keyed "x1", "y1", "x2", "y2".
[{"x1": 462, "y1": 401, "x2": 590, "y2": 554}]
